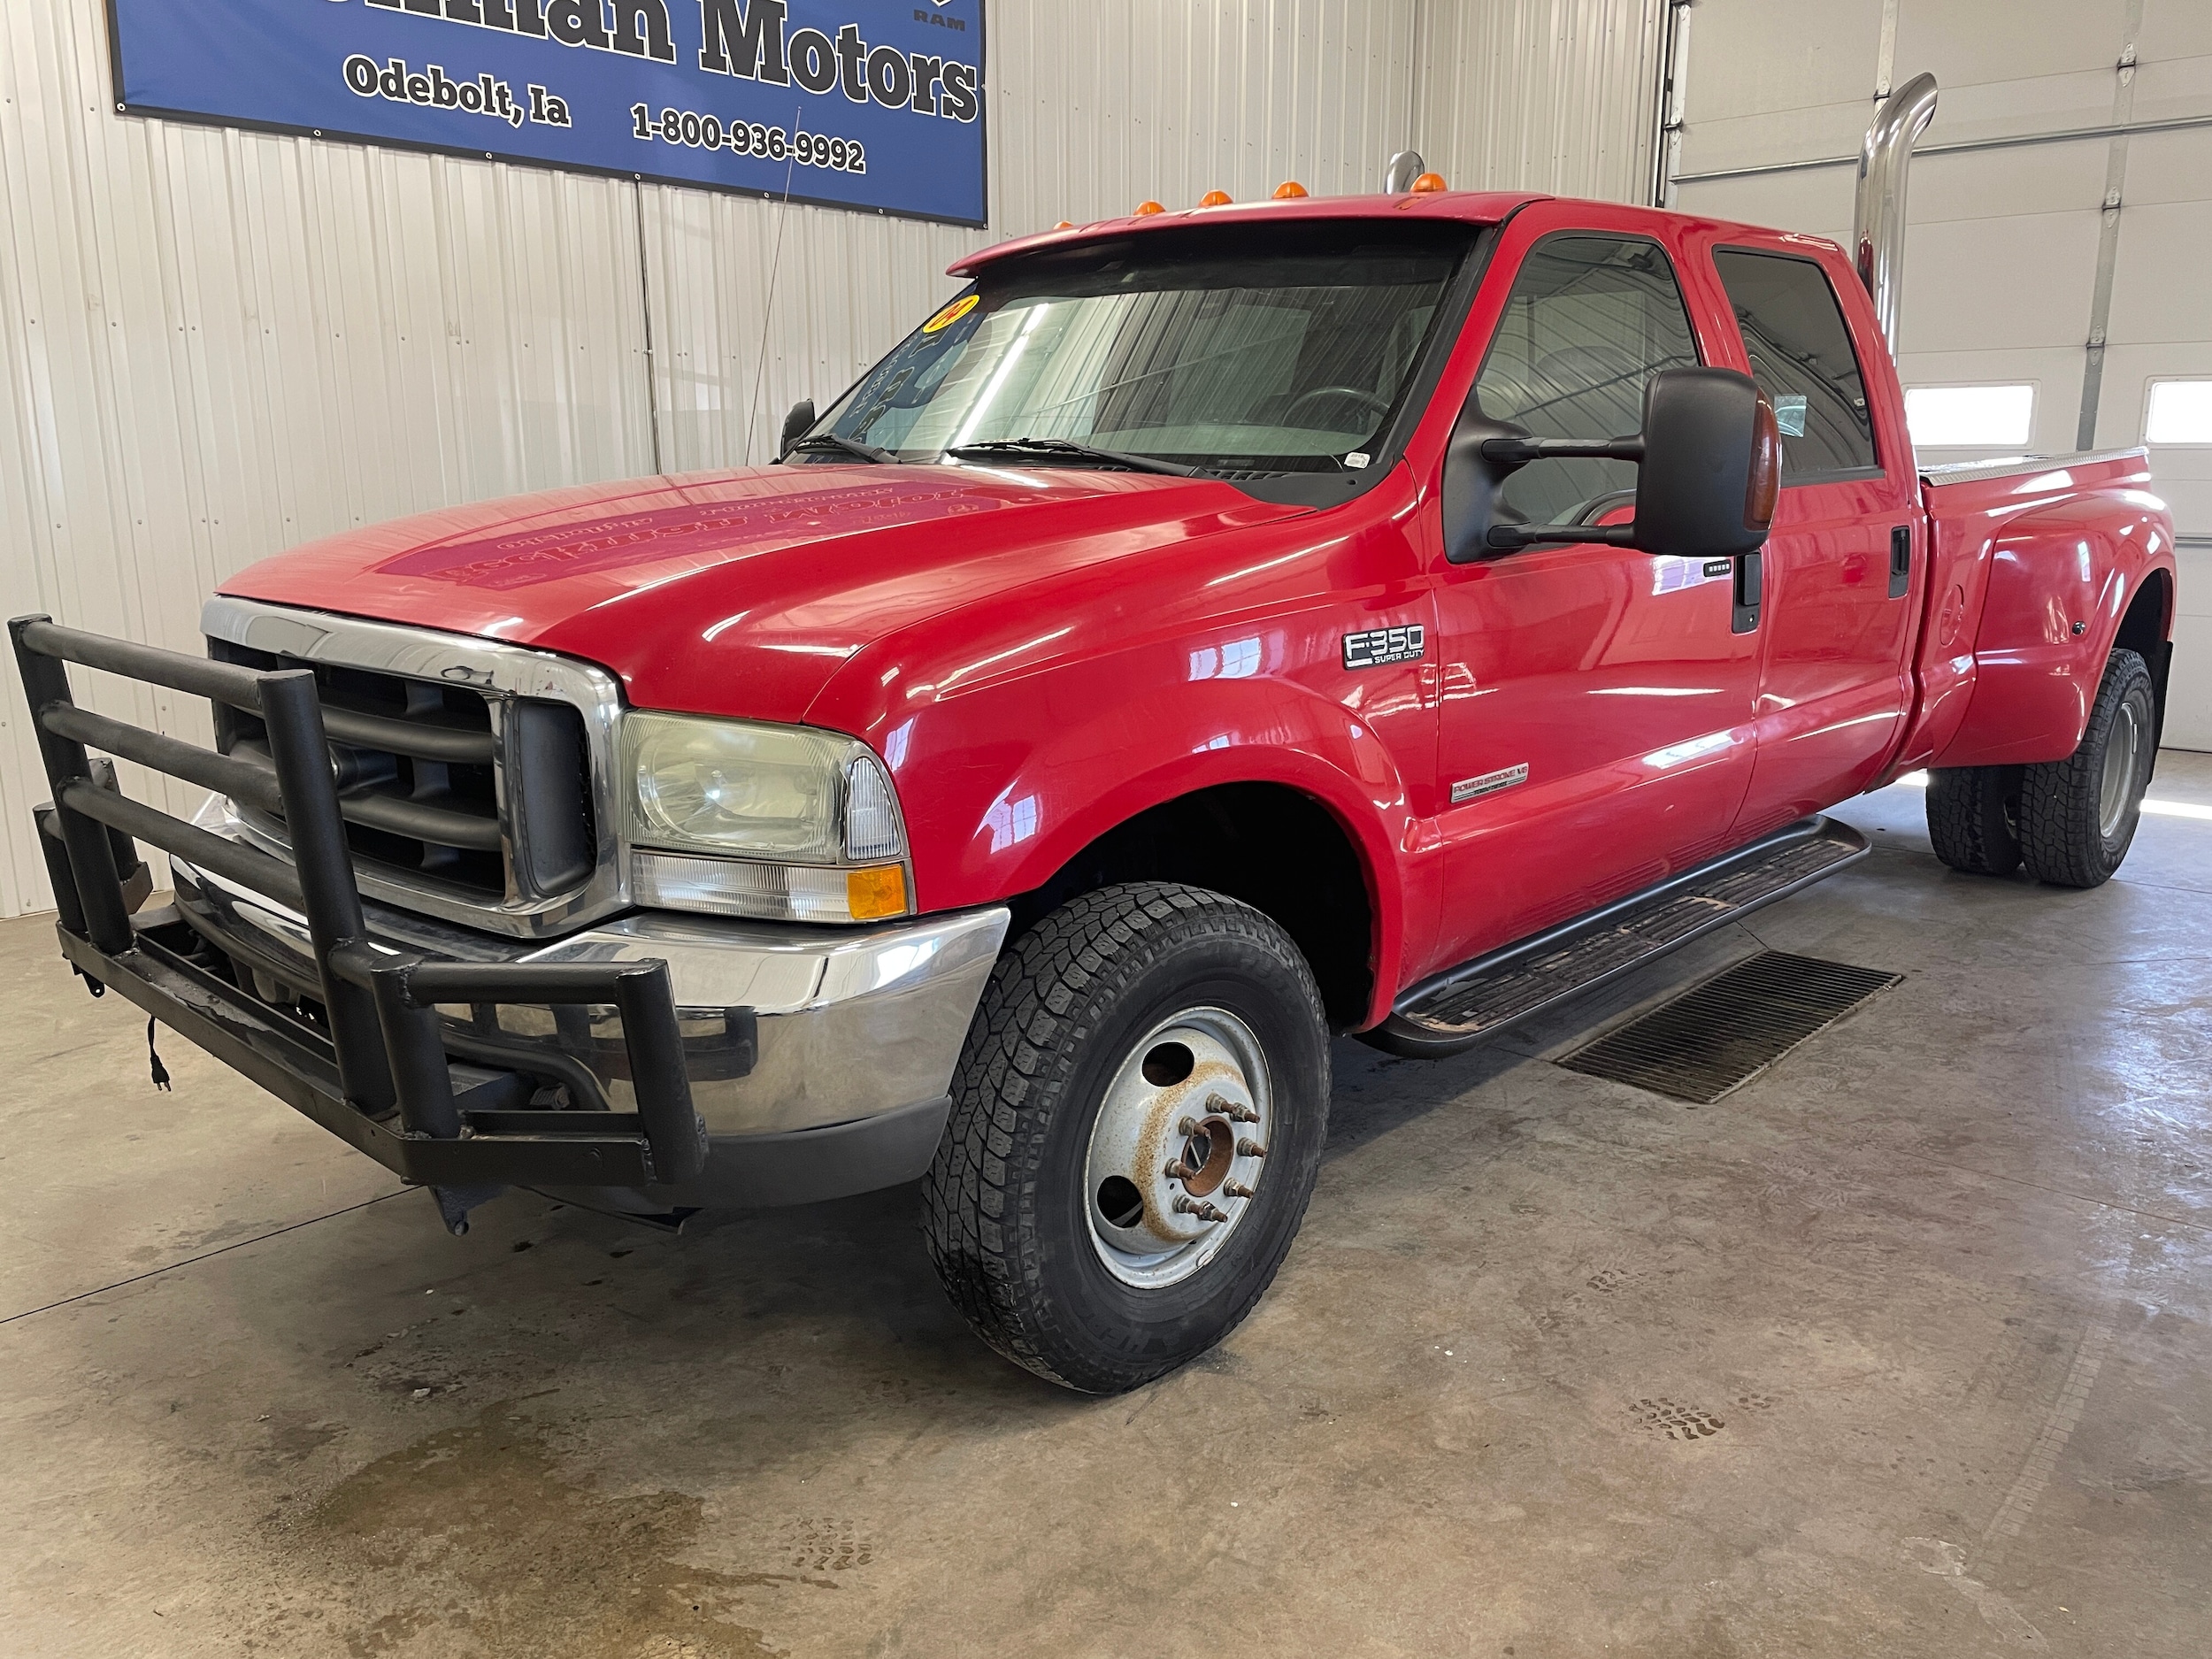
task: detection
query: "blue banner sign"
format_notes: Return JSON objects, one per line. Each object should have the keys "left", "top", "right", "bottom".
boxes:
{"left": 107, "top": 0, "right": 987, "bottom": 226}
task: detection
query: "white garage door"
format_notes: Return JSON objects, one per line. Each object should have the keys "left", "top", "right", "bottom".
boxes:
{"left": 1666, "top": 0, "right": 2212, "bottom": 749}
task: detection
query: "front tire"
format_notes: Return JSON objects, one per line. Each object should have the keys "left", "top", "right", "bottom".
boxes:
{"left": 924, "top": 883, "right": 1330, "bottom": 1394}
{"left": 2016, "top": 648, "right": 2155, "bottom": 889}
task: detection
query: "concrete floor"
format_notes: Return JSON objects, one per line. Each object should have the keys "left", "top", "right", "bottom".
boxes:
{"left": 4, "top": 758, "right": 2210, "bottom": 1659}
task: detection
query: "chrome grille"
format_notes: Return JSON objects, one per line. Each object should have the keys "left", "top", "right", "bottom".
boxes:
{"left": 211, "top": 641, "right": 513, "bottom": 895}
{"left": 200, "top": 597, "right": 626, "bottom": 940}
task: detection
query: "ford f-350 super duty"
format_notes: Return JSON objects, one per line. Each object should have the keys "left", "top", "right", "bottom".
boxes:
{"left": 15, "top": 115, "right": 2177, "bottom": 1394}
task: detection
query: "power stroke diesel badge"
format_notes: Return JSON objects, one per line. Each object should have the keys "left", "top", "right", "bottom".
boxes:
{"left": 1342, "top": 624, "right": 1425, "bottom": 669}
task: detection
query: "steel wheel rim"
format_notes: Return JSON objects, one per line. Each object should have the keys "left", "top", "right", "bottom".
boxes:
{"left": 2100, "top": 700, "right": 2142, "bottom": 839}
{"left": 1082, "top": 1006, "right": 1272, "bottom": 1290}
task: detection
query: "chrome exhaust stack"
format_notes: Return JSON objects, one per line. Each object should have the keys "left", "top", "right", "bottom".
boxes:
{"left": 1384, "top": 150, "right": 1425, "bottom": 193}
{"left": 1853, "top": 73, "right": 1939, "bottom": 354}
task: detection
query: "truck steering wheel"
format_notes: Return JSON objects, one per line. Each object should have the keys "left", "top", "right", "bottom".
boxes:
{"left": 1283, "top": 385, "right": 1393, "bottom": 424}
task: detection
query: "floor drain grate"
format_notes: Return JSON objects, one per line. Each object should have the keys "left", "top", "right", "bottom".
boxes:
{"left": 1559, "top": 950, "right": 1901, "bottom": 1104}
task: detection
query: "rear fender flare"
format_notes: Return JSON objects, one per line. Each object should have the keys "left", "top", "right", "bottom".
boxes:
{"left": 1930, "top": 492, "right": 2176, "bottom": 770}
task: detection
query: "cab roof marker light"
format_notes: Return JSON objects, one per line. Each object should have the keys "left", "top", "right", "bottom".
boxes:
{"left": 1272, "top": 180, "right": 1309, "bottom": 199}
{"left": 1411, "top": 172, "right": 1448, "bottom": 194}
{"left": 1198, "top": 189, "right": 1233, "bottom": 207}
{"left": 1133, "top": 200, "right": 1165, "bottom": 216}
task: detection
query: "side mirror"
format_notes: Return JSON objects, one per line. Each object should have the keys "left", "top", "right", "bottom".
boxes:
{"left": 777, "top": 398, "right": 817, "bottom": 460}
{"left": 1443, "top": 366, "right": 1779, "bottom": 563}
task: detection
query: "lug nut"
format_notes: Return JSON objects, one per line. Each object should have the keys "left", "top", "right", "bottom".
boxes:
{"left": 1224, "top": 1180, "right": 1256, "bottom": 1199}
{"left": 1164, "top": 1158, "right": 1198, "bottom": 1181}
{"left": 1207, "top": 1093, "right": 1260, "bottom": 1123}
{"left": 1177, "top": 1117, "right": 1200, "bottom": 1135}
{"left": 1237, "top": 1138, "right": 1267, "bottom": 1158}
{"left": 1173, "top": 1195, "right": 1231, "bottom": 1222}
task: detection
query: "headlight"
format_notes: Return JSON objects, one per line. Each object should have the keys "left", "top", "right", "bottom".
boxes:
{"left": 625, "top": 712, "right": 909, "bottom": 923}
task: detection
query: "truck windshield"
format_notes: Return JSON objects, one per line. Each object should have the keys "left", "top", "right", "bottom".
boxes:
{"left": 803, "top": 226, "right": 1471, "bottom": 476}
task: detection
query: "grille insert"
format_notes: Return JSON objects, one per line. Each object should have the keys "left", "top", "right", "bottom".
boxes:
{"left": 1559, "top": 951, "right": 1901, "bottom": 1103}
{"left": 213, "top": 641, "right": 506, "bottom": 895}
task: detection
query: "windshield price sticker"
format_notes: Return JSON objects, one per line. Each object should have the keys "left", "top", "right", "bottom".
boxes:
{"left": 923, "top": 294, "right": 981, "bottom": 334}
{"left": 108, "top": 0, "right": 987, "bottom": 227}
{"left": 1342, "top": 625, "right": 1425, "bottom": 669}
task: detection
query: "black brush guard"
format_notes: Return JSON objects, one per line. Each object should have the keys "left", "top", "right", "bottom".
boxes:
{"left": 8, "top": 614, "right": 708, "bottom": 1192}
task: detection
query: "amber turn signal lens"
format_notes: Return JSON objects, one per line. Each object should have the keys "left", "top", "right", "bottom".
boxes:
{"left": 1198, "top": 189, "right": 1233, "bottom": 207}
{"left": 846, "top": 864, "right": 908, "bottom": 922}
{"left": 1133, "top": 200, "right": 1165, "bottom": 216}
{"left": 1744, "top": 395, "right": 1782, "bottom": 532}
{"left": 1271, "top": 180, "right": 1309, "bottom": 199}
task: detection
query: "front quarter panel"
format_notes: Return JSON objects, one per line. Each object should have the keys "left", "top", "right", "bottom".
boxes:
{"left": 804, "top": 471, "right": 1440, "bottom": 1023}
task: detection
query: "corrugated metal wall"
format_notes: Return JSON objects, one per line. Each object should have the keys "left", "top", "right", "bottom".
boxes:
{"left": 1415, "top": 0, "right": 1667, "bottom": 200}
{"left": 0, "top": 0, "right": 1664, "bottom": 915}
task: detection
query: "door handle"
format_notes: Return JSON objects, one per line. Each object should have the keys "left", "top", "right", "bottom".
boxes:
{"left": 1732, "top": 551, "right": 1763, "bottom": 634}
{"left": 1888, "top": 525, "right": 1911, "bottom": 599}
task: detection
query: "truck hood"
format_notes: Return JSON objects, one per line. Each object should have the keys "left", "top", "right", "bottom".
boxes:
{"left": 219, "top": 465, "right": 1306, "bottom": 723}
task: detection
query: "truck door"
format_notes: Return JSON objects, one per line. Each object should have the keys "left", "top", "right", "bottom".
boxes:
{"left": 1425, "top": 227, "right": 1762, "bottom": 971}
{"left": 1705, "top": 245, "right": 1920, "bottom": 835}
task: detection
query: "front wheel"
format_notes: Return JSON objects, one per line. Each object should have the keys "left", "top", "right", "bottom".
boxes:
{"left": 2016, "top": 648, "right": 2156, "bottom": 888}
{"left": 924, "top": 884, "right": 1330, "bottom": 1394}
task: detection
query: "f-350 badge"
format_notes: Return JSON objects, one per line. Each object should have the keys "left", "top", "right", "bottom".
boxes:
{"left": 1342, "top": 624, "right": 1425, "bottom": 669}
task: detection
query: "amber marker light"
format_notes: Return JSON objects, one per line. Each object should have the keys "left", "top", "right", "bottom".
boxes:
{"left": 1053, "top": 219, "right": 1074, "bottom": 229}
{"left": 1198, "top": 189, "right": 1233, "bottom": 207}
{"left": 1744, "top": 395, "right": 1782, "bottom": 533}
{"left": 846, "top": 864, "right": 909, "bottom": 922}
{"left": 1271, "top": 180, "right": 1308, "bottom": 199}
{"left": 1133, "top": 200, "right": 1165, "bottom": 216}
{"left": 1411, "top": 172, "right": 1448, "bottom": 194}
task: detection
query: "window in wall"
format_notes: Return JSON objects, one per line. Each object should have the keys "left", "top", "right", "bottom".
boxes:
{"left": 1711, "top": 249, "right": 1878, "bottom": 478}
{"left": 1473, "top": 235, "right": 1702, "bottom": 526}
{"left": 1905, "top": 383, "right": 2035, "bottom": 448}
{"left": 2146, "top": 380, "right": 2212, "bottom": 445}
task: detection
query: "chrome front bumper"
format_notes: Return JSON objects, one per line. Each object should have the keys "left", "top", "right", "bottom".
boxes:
{"left": 169, "top": 798, "right": 1008, "bottom": 1157}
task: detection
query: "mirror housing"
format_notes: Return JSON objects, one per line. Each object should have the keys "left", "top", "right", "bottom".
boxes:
{"left": 1444, "top": 367, "right": 1779, "bottom": 564}
{"left": 777, "top": 398, "right": 817, "bottom": 460}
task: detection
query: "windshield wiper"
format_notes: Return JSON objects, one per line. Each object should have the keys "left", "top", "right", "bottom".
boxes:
{"left": 942, "top": 437, "right": 1206, "bottom": 477}
{"left": 787, "top": 434, "right": 897, "bottom": 464}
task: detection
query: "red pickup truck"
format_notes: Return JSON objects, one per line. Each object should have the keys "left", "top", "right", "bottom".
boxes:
{"left": 12, "top": 184, "right": 2177, "bottom": 1394}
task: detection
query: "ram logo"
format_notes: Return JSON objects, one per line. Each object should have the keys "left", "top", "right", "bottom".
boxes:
{"left": 1342, "top": 624, "right": 1425, "bottom": 669}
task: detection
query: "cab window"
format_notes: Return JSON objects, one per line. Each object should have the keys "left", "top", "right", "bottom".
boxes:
{"left": 1711, "top": 248, "right": 1879, "bottom": 479}
{"left": 1472, "top": 235, "right": 1702, "bottom": 526}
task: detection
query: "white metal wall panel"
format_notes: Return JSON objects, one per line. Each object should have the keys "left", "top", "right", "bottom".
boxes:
{"left": 1656, "top": 0, "right": 1884, "bottom": 180}
{"left": 990, "top": 0, "right": 1423, "bottom": 230}
{"left": 1413, "top": 0, "right": 1668, "bottom": 202}
{"left": 1673, "top": 0, "right": 2212, "bottom": 748}
{"left": 0, "top": 0, "right": 1668, "bottom": 916}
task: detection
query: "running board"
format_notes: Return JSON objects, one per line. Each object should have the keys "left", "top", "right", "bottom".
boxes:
{"left": 1368, "top": 817, "right": 1871, "bottom": 1058}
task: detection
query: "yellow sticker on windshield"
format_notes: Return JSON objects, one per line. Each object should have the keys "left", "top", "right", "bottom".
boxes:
{"left": 921, "top": 293, "right": 979, "bottom": 334}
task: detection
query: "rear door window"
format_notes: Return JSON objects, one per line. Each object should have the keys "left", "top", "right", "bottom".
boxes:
{"left": 1711, "top": 249, "right": 1879, "bottom": 480}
